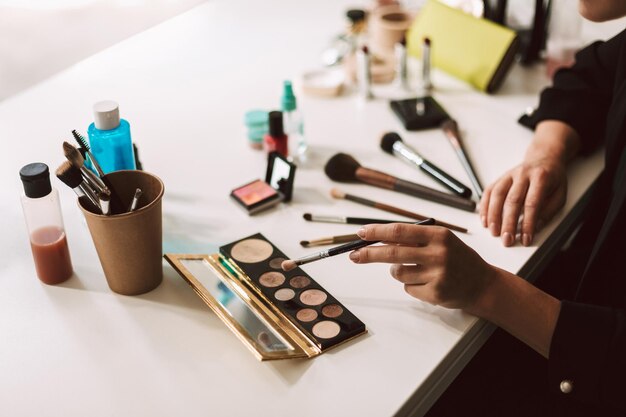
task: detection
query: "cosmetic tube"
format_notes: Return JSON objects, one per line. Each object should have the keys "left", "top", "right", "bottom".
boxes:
{"left": 87, "top": 100, "right": 136, "bottom": 174}
{"left": 20, "top": 163, "right": 73, "bottom": 285}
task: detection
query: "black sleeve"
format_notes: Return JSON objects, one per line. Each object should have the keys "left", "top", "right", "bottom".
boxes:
{"left": 549, "top": 300, "right": 626, "bottom": 411}
{"left": 525, "top": 29, "right": 626, "bottom": 154}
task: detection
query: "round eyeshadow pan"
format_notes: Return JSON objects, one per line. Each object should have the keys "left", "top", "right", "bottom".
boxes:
{"left": 300, "top": 289, "right": 327, "bottom": 306}
{"left": 289, "top": 275, "right": 311, "bottom": 289}
{"left": 259, "top": 271, "right": 285, "bottom": 288}
{"left": 312, "top": 321, "right": 341, "bottom": 339}
{"left": 269, "top": 257, "right": 287, "bottom": 269}
{"left": 230, "top": 239, "right": 274, "bottom": 263}
{"left": 275, "top": 288, "right": 295, "bottom": 301}
{"left": 296, "top": 308, "right": 318, "bottom": 322}
{"left": 321, "top": 304, "right": 344, "bottom": 318}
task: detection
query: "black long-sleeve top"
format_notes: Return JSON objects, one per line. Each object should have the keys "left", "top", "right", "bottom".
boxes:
{"left": 525, "top": 27, "right": 626, "bottom": 415}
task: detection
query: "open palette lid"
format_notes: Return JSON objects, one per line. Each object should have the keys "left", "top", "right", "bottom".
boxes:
{"left": 165, "top": 233, "right": 367, "bottom": 361}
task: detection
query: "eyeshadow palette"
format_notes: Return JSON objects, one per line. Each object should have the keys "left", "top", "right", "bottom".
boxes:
{"left": 165, "top": 233, "right": 367, "bottom": 360}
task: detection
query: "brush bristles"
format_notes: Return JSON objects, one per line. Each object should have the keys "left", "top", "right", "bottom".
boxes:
{"left": 303, "top": 213, "right": 312, "bottom": 221}
{"left": 324, "top": 153, "right": 361, "bottom": 182}
{"left": 63, "top": 141, "right": 85, "bottom": 167}
{"left": 71, "top": 130, "right": 90, "bottom": 151}
{"left": 330, "top": 188, "right": 345, "bottom": 199}
{"left": 380, "top": 132, "right": 402, "bottom": 154}
{"left": 55, "top": 160, "right": 83, "bottom": 188}
{"left": 281, "top": 260, "right": 298, "bottom": 272}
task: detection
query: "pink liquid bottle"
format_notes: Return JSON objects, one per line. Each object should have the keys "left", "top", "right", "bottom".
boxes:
{"left": 20, "top": 163, "right": 73, "bottom": 285}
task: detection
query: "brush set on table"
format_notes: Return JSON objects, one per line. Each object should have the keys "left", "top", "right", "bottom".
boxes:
{"left": 54, "top": 130, "right": 142, "bottom": 216}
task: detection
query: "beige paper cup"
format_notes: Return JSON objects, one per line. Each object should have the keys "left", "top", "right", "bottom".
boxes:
{"left": 79, "top": 170, "right": 164, "bottom": 295}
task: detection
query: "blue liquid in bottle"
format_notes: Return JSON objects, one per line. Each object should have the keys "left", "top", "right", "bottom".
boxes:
{"left": 87, "top": 100, "right": 136, "bottom": 174}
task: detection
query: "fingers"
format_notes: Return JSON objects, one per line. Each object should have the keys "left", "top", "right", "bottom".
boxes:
{"left": 486, "top": 176, "right": 513, "bottom": 237}
{"left": 356, "top": 222, "right": 436, "bottom": 246}
{"left": 500, "top": 177, "right": 529, "bottom": 246}
{"left": 349, "top": 244, "right": 433, "bottom": 264}
{"left": 389, "top": 264, "right": 427, "bottom": 285}
{"left": 479, "top": 184, "right": 493, "bottom": 227}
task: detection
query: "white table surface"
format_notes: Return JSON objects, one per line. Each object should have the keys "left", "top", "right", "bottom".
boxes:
{"left": 0, "top": 1, "right": 604, "bottom": 416}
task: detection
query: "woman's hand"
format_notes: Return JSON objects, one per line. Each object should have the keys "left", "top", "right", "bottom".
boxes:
{"left": 350, "top": 223, "right": 498, "bottom": 312}
{"left": 479, "top": 120, "right": 580, "bottom": 247}
{"left": 479, "top": 156, "right": 568, "bottom": 247}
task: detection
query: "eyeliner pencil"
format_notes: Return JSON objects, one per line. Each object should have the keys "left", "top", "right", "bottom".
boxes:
{"left": 303, "top": 213, "right": 415, "bottom": 225}
{"left": 282, "top": 218, "right": 436, "bottom": 271}
{"left": 441, "top": 119, "right": 484, "bottom": 199}
{"left": 330, "top": 188, "right": 468, "bottom": 233}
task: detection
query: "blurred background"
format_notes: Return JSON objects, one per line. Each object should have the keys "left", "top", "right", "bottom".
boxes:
{"left": 1, "top": 0, "right": 624, "bottom": 103}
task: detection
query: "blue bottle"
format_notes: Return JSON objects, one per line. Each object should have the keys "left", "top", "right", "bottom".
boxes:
{"left": 87, "top": 100, "right": 136, "bottom": 174}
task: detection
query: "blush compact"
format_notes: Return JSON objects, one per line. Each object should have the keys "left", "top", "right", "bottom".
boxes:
{"left": 230, "top": 152, "right": 296, "bottom": 214}
{"left": 165, "top": 233, "right": 367, "bottom": 360}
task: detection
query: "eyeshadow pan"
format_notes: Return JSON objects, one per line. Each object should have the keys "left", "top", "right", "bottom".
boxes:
{"left": 300, "top": 289, "right": 327, "bottom": 306}
{"left": 289, "top": 275, "right": 311, "bottom": 289}
{"left": 259, "top": 271, "right": 286, "bottom": 287}
{"left": 269, "top": 257, "right": 287, "bottom": 269}
{"left": 230, "top": 239, "right": 274, "bottom": 263}
{"left": 321, "top": 304, "right": 343, "bottom": 318}
{"left": 296, "top": 308, "right": 318, "bottom": 322}
{"left": 312, "top": 321, "right": 341, "bottom": 339}
{"left": 275, "top": 288, "right": 295, "bottom": 301}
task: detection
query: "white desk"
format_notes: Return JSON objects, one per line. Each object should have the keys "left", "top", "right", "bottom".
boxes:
{"left": 0, "top": 1, "right": 603, "bottom": 416}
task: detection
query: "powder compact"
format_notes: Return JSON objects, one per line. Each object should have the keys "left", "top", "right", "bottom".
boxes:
{"left": 164, "top": 233, "right": 367, "bottom": 360}
{"left": 230, "top": 152, "right": 296, "bottom": 215}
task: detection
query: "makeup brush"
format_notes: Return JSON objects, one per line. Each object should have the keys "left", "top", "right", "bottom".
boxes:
{"left": 63, "top": 141, "right": 108, "bottom": 194}
{"left": 324, "top": 153, "right": 476, "bottom": 212}
{"left": 303, "top": 213, "right": 415, "bottom": 225}
{"left": 55, "top": 161, "right": 100, "bottom": 210}
{"left": 128, "top": 188, "right": 142, "bottom": 212}
{"left": 330, "top": 188, "right": 468, "bottom": 233}
{"left": 99, "top": 191, "right": 111, "bottom": 215}
{"left": 71, "top": 129, "right": 105, "bottom": 178}
{"left": 282, "top": 218, "right": 436, "bottom": 271}
{"left": 441, "top": 119, "right": 484, "bottom": 199}
{"left": 300, "top": 234, "right": 360, "bottom": 247}
{"left": 380, "top": 132, "right": 472, "bottom": 198}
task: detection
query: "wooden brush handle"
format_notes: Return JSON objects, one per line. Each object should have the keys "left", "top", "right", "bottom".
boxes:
{"left": 355, "top": 167, "right": 396, "bottom": 189}
{"left": 395, "top": 179, "right": 476, "bottom": 212}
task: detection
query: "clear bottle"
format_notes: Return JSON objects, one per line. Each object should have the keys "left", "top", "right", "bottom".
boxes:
{"left": 280, "top": 81, "right": 307, "bottom": 162}
{"left": 87, "top": 100, "right": 136, "bottom": 174}
{"left": 20, "top": 163, "right": 73, "bottom": 285}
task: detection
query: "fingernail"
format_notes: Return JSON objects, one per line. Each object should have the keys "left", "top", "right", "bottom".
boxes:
{"left": 522, "top": 233, "right": 532, "bottom": 246}
{"left": 489, "top": 222, "right": 499, "bottom": 236}
{"left": 349, "top": 250, "right": 360, "bottom": 262}
{"left": 480, "top": 216, "right": 486, "bottom": 227}
{"left": 357, "top": 227, "right": 366, "bottom": 239}
{"left": 502, "top": 232, "right": 513, "bottom": 247}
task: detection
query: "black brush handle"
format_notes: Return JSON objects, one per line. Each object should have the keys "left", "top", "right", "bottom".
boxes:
{"left": 327, "top": 218, "right": 436, "bottom": 256}
{"left": 394, "top": 179, "right": 476, "bottom": 212}
{"left": 419, "top": 159, "right": 472, "bottom": 198}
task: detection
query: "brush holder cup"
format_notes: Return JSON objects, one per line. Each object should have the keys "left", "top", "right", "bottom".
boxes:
{"left": 79, "top": 170, "right": 165, "bottom": 295}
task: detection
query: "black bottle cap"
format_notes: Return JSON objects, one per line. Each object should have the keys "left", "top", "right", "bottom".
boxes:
{"left": 20, "top": 162, "right": 52, "bottom": 198}
{"left": 268, "top": 111, "right": 285, "bottom": 137}
{"left": 346, "top": 9, "right": 365, "bottom": 23}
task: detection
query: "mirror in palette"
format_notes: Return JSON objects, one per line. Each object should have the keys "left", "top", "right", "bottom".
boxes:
{"left": 165, "top": 253, "right": 320, "bottom": 360}
{"left": 179, "top": 258, "right": 293, "bottom": 355}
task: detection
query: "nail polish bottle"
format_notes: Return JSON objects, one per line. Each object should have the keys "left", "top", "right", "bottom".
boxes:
{"left": 87, "top": 100, "right": 136, "bottom": 174}
{"left": 20, "top": 163, "right": 73, "bottom": 285}
{"left": 263, "top": 111, "right": 288, "bottom": 157}
{"left": 280, "top": 81, "right": 307, "bottom": 162}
